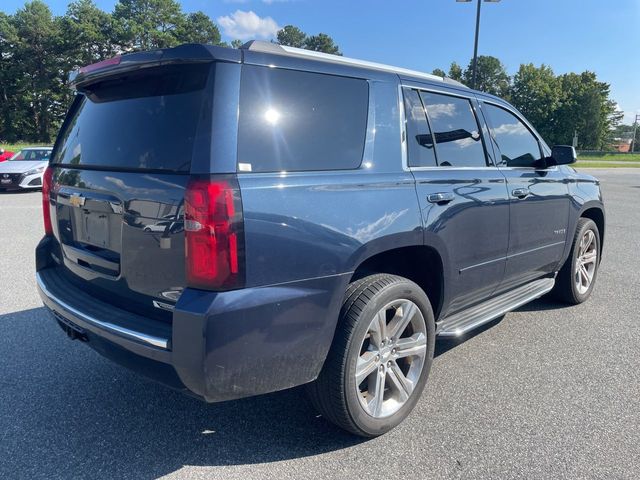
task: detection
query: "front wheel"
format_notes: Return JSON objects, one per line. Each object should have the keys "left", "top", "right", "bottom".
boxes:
{"left": 307, "top": 274, "right": 435, "bottom": 437}
{"left": 554, "top": 218, "right": 601, "bottom": 304}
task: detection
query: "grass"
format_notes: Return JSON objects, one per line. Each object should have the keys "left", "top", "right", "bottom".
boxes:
{"left": 574, "top": 161, "right": 640, "bottom": 168}
{"left": 577, "top": 153, "right": 640, "bottom": 162}
{"left": 1, "top": 143, "right": 50, "bottom": 153}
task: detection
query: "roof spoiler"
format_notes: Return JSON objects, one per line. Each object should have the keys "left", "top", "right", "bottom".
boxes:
{"left": 69, "top": 44, "right": 241, "bottom": 90}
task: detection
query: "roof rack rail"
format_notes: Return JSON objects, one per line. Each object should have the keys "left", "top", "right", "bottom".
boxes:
{"left": 240, "top": 40, "right": 468, "bottom": 88}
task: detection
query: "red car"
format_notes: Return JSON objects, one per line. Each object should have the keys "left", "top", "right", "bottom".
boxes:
{"left": 0, "top": 149, "right": 14, "bottom": 162}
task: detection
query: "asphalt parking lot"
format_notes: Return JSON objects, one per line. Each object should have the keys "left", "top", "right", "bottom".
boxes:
{"left": 1, "top": 169, "right": 638, "bottom": 480}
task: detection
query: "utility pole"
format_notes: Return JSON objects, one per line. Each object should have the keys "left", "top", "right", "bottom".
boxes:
{"left": 631, "top": 114, "right": 640, "bottom": 153}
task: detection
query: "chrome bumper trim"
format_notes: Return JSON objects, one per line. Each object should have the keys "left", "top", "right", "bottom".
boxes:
{"left": 36, "top": 271, "right": 169, "bottom": 349}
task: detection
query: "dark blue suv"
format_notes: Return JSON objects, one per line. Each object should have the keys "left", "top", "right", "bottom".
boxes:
{"left": 36, "top": 41, "right": 605, "bottom": 436}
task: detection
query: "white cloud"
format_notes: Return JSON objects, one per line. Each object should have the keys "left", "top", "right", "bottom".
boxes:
{"left": 492, "top": 122, "right": 529, "bottom": 136}
{"left": 217, "top": 10, "right": 281, "bottom": 40}
{"left": 427, "top": 102, "right": 456, "bottom": 120}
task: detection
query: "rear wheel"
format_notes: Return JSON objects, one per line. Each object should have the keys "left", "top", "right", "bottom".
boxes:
{"left": 307, "top": 274, "right": 435, "bottom": 437}
{"left": 554, "top": 218, "right": 600, "bottom": 304}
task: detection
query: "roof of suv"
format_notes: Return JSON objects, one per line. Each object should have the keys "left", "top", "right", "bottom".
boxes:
{"left": 241, "top": 41, "right": 468, "bottom": 89}
{"left": 70, "top": 41, "right": 473, "bottom": 93}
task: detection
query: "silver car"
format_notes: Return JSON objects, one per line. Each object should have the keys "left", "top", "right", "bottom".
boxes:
{"left": 0, "top": 147, "right": 53, "bottom": 191}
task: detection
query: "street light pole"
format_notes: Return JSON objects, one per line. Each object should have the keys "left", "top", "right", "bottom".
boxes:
{"left": 471, "top": 0, "right": 482, "bottom": 90}
{"left": 457, "top": 0, "right": 500, "bottom": 90}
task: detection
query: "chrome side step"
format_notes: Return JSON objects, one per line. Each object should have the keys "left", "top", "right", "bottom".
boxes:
{"left": 438, "top": 278, "right": 555, "bottom": 337}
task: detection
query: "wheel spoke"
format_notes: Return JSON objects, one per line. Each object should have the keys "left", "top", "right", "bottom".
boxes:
{"left": 584, "top": 231, "right": 594, "bottom": 252}
{"left": 368, "top": 310, "right": 387, "bottom": 348}
{"left": 387, "top": 362, "right": 413, "bottom": 402}
{"left": 369, "top": 370, "right": 386, "bottom": 417}
{"left": 355, "top": 351, "right": 378, "bottom": 385}
{"left": 581, "top": 251, "right": 597, "bottom": 265}
{"left": 387, "top": 301, "right": 417, "bottom": 340}
{"left": 395, "top": 333, "right": 427, "bottom": 359}
{"left": 580, "top": 265, "right": 591, "bottom": 286}
{"left": 579, "top": 235, "right": 587, "bottom": 256}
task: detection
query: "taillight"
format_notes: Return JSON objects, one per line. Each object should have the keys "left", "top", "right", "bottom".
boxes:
{"left": 184, "top": 176, "right": 245, "bottom": 290}
{"left": 42, "top": 166, "right": 54, "bottom": 236}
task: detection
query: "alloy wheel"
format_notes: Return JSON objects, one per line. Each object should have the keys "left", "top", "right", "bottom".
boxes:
{"left": 574, "top": 229, "right": 598, "bottom": 295}
{"left": 355, "top": 299, "right": 427, "bottom": 418}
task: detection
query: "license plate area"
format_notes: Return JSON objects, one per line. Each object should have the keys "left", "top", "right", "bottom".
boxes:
{"left": 55, "top": 187, "right": 123, "bottom": 276}
{"left": 81, "top": 210, "right": 110, "bottom": 248}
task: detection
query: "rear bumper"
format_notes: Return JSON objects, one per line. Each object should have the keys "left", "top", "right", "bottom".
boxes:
{"left": 37, "top": 270, "right": 171, "bottom": 359}
{"left": 36, "top": 244, "right": 349, "bottom": 402}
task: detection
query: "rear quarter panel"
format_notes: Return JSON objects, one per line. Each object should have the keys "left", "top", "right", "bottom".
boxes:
{"left": 207, "top": 76, "right": 425, "bottom": 396}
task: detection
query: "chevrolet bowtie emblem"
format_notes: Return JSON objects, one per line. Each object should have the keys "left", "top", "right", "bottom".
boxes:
{"left": 69, "top": 194, "right": 85, "bottom": 208}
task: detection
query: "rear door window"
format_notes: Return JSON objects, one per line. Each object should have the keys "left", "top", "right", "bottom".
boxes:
{"left": 52, "top": 64, "right": 210, "bottom": 172}
{"left": 237, "top": 66, "right": 369, "bottom": 172}
{"left": 403, "top": 89, "right": 437, "bottom": 168}
{"left": 420, "top": 91, "right": 487, "bottom": 168}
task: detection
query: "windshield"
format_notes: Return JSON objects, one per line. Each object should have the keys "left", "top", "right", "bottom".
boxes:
{"left": 10, "top": 149, "right": 51, "bottom": 161}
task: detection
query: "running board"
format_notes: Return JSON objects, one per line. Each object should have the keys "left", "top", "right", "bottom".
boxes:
{"left": 437, "top": 278, "right": 555, "bottom": 337}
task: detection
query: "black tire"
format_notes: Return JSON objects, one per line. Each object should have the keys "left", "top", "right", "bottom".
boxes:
{"left": 307, "top": 274, "right": 436, "bottom": 437}
{"left": 554, "top": 218, "right": 601, "bottom": 304}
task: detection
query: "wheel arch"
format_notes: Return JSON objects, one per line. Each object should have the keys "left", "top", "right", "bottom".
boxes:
{"left": 348, "top": 244, "right": 446, "bottom": 320}
{"left": 579, "top": 204, "right": 605, "bottom": 257}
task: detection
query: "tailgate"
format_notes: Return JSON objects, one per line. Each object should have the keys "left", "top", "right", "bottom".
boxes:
{"left": 48, "top": 63, "right": 212, "bottom": 320}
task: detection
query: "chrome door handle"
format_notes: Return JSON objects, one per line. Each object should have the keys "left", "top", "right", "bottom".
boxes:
{"left": 427, "top": 192, "right": 455, "bottom": 204}
{"left": 511, "top": 188, "right": 530, "bottom": 199}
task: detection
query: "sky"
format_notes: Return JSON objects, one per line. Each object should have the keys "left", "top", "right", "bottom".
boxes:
{"left": 3, "top": 0, "right": 640, "bottom": 123}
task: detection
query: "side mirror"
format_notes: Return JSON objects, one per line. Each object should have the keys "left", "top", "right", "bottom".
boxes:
{"left": 548, "top": 145, "right": 577, "bottom": 166}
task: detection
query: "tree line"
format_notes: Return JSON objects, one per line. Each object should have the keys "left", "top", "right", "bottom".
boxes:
{"left": 432, "top": 57, "right": 625, "bottom": 150}
{"left": 0, "top": 0, "right": 630, "bottom": 150}
{"left": 0, "top": 0, "right": 342, "bottom": 143}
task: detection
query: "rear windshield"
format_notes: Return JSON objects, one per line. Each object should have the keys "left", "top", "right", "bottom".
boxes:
{"left": 52, "top": 64, "right": 210, "bottom": 172}
{"left": 10, "top": 150, "right": 51, "bottom": 161}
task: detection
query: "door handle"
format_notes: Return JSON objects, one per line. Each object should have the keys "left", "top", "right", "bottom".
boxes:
{"left": 511, "top": 188, "right": 530, "bottom": 199}
{"left": 427, "top": 192, "right": 455, "bottom": 204}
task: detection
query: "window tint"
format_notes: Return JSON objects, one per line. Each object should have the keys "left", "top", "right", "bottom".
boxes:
{"left": 238, "top": 66, "right": 368, "bottom": 172}
{"left": 53, "top": 64, "right": 209, "bottom": 172}
{"left": 420, "top": 92, "right": 486, "bottom": 167}
{"left": 403, "top": 89, "right": 437, "bottom": 168}
{"left": 483, "top": 103, "right": 541, "bottom": 167}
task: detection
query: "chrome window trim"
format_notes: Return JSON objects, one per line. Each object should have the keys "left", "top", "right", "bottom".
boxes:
{"left": 478, "top": 99, "right": 556, "bottom": 170}
{"left": 401, "top": 83, "right": 473, "bottom": 100}
{"left": 399, "top": 84, "right": 495, "bottom": 171}
{"left": 409, "top": 166, "right": 504, "bottom": 172}
{"left": 398, "top": 84, "right": 408, "bottom": 171}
